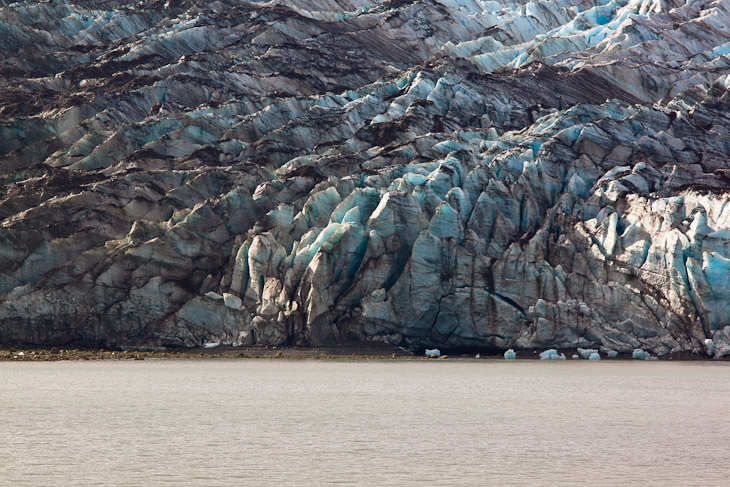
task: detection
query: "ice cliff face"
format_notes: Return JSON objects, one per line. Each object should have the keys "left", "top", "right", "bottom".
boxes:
{"left": 2, "top": 0, "right": 730, "bottom": 356}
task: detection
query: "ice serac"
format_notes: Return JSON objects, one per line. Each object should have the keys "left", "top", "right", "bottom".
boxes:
{"left": 2, "top": 0, "right": 730, "bottom": 357}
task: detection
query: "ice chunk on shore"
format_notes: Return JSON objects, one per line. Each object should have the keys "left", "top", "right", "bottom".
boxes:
{"left": 425, "top": 348, "right": 441, "bottom": 358}
{"left": 577, "top": 348, "right": 597, "bottom": 359}
{"left": 606, "top": 350, "right": 618, "bottom": 358}
{"left": 588, "top": 352, "right": 601, "bottom": 360}
{"left": 204, "top": 342, "right": 220, "bottom": 349}
{"left": 632, "top": 349, "right": 646, "bottom": 360}
{"left": 540, "top": 349, "right": 557, "bottom": 359}
{"left": 705, "top": 339, "right": 715, "bottom": 357}
{"left": 540, "top": 349, "right": 566, "bottom": 360}
{"left": 504, "top": 349, "right": 516, "bottom": 360}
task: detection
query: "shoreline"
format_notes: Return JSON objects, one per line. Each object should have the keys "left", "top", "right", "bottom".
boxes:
{"left": 0, "top": 342, "right": 724, "bottom": 362}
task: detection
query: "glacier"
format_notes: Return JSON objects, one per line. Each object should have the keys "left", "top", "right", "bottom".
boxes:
{"left": 2, "top": 0, "right": 730, "bottom": 357}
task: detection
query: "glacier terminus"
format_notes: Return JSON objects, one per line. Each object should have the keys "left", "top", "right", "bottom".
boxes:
{"left": 2, "top": 0, "right": 730, "bottom": 357}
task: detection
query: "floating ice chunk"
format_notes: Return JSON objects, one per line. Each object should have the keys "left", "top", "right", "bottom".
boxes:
{"left": 588, "top": 352, "right": 601, "bottom": 360}
{"left": 504, "top": 349, "right": 516, "bottom": 360}
{"left": 425, "top": 348, "right": 441, "bottom": 358}
{"left": 572, "top": 354, "right": 579, "bottom": 359}
{"left": 606, "top": 350, "right": 618, "bottom": 358}
{"left": 705, "top": 339, "right": 715, "bottom": 357}
{"left": 577, "top": 348, "right": 597, "bottom": 359}
{"left": 644, "top": 355, "right": 658, "bottom": 361}
{"left": 632, "top": 349, "right": 646, "bottom": 360}
{"left": 475, "top": 354, "right": 481, "bottom": 359}
{"left": 204, "top": 342, "right": 220, "bottom": 349}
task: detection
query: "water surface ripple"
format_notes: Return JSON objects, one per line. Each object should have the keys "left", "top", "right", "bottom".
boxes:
{"left": 1, "top": 360, "right": 728, "bottom": 486}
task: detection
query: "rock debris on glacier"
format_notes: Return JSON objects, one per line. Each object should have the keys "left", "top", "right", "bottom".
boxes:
{"left": 2, "top": 0, "right": 730, "bottom": 357}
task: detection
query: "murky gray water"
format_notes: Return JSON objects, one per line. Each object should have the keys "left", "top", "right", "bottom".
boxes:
{"left": 1, "top": 360, "right": 729, "bottom": 486}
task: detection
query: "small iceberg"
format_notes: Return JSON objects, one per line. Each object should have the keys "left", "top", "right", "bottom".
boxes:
{"left": 540, "top": 349, "right": 557, "bottom": 359}
{"left": 504, "top": 349, "right": 516, "bottom": 360}
{"left": 425, "top": 348, "right": 441, "bottom": 358}
{"left": 204, "top": 342, "right": 220, "bottom": 349}
{"left": 539, "top": 349, "right": 566, "bottom": 360}
{"left": 577, "top": 348, "right": 598, "bottom": 359}
{"left": 632, "top": 349, "right": 658, "bottom": 361}
{"left": 705, "top": 339, "right": 715, "bottom": 357}
{"left": 606, "top": 349, "right": 618, "bottom": 358}
{"left": 572, "top": 354, "right": 579, "bottom": 359}
{"left": 588, "top": 352, "right": 601, "bottom": 360}
{"left": 632, "top": 349, "right": 646, "bottom": 360}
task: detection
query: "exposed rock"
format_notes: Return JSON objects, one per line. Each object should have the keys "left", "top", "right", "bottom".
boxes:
{"left": 2, "top": 0, "right": 730, "bottom": 356}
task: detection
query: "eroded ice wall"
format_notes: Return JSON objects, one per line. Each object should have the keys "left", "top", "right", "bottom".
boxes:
{"left": 2, "top": 0, "right": 730, "bottom": 356}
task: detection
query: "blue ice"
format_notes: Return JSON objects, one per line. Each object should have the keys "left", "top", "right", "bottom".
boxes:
{"left": 632, "top": 349, "right": 646, "bottom": 360}
{"left": 540, "top": 349, "right": 566, "bottom": 360}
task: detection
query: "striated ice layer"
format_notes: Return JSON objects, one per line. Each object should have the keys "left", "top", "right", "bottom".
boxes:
{"left": 1, "top": 0, "right": 730, "bottom": 356}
